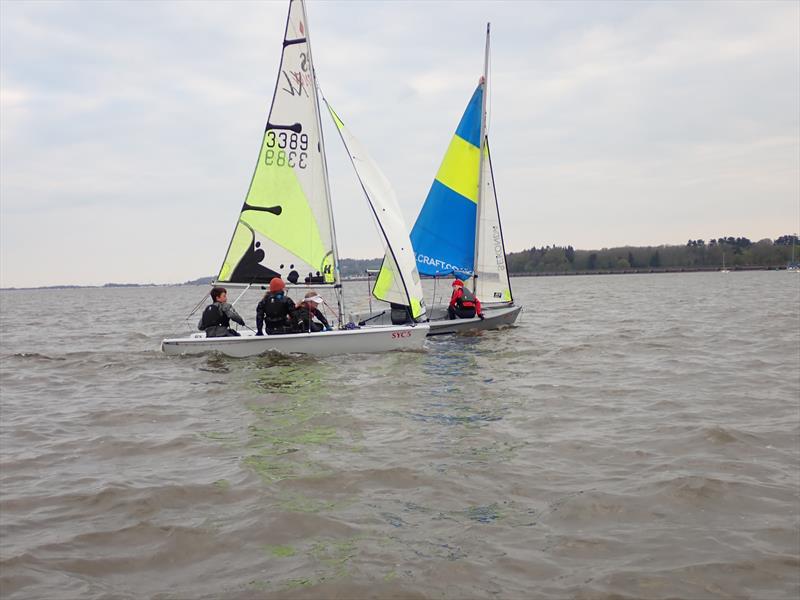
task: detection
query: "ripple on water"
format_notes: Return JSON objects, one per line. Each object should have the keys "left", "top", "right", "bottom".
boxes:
{"left": 0, "top": 274, "right": 798, "bottom": 599}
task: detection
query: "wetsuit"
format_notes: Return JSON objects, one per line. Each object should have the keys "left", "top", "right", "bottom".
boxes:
{"left": 198, "top": 302, "right": 245, "bottom": 337}
{"left": 448, "top": 286, "right": 483, "bottom": 320}
{"left": 256, "top": 292, "right": 296, "bottom": 335}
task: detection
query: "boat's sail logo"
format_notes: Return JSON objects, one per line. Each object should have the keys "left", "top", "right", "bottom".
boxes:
{"left": 282, "top": 67, "right": 310, "bottom": 97}
{"left": 492, "top": 226, "right": 505, "bottom": 271}
{"left": 281, "top": 39, "right": 311, "bottom": 98}
{"left": 227, "top": 227, "right": 282, "bottom": 283}
{"left": 415, "top": 252, "right": 472, "bottom": 277}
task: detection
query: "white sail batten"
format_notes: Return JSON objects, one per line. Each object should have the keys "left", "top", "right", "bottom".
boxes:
{"left": 216, "top": 0, "right": 336, "bottom": 287}
{"left": 324, "top": 101, "right": 427, "bottom": 320}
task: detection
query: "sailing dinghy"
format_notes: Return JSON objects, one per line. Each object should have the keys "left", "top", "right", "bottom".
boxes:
{"left": 161, "top": 0, "right": 428, "bottom": 357}
{"left": 358, "top": 24, "right": 521, "bottom": 336}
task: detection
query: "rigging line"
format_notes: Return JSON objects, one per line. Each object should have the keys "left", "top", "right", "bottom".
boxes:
{"left": 322, "top": 97, "right": 417, "bottom": 314}
{"left": 230, "top": 284, "right": 251, "bottom": 308}
{"left": 307, "top": 59, "right": 346, "bottom": 324}
{"left": 187, "top": 287, "right": 211, "bottom": 318}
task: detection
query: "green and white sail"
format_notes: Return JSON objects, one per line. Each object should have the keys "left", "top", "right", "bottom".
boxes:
{"left": 325, "top": 102, "right": 427, "bottom": 320}
{"left": 216, "top": 0, "right": 336, "bottom": 286}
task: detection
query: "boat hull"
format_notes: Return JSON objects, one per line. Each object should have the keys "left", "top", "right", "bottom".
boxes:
{"left": 354, "top": 304, "right": 521, "bottom": 336}
{"left": 161, "top": 324, "right": 429, "bottom": 358}
{"left": 427, "top": 304, "right": 522, "bottom": 336}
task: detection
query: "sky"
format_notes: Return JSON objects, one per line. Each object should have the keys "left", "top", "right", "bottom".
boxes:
{"left": 1, "top": 0, "right": 798, "bottom": 288}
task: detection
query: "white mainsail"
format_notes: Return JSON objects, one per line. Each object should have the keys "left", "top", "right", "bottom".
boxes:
{"left": 216, "top": 0, "right": 337, "bottom": 287}
{"left": 474, "top": 139, "right": 513, "bottom": 304}
{"left": 325, "top": 101, "right": 427, "bottom": 320}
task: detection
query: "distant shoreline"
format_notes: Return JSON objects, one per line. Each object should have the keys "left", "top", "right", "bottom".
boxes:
{"left": 511, "top": 265, "right": 786, "bottom": 277}
{"left": 1, "top": 264, "right": 791, "bottom": 291}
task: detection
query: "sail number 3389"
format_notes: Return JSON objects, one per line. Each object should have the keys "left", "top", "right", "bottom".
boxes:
{"left": 265, "top": 131, "right": 308, "bottom": 169}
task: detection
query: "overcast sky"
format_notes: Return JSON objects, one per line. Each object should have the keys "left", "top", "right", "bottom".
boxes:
{"left": 1, "top": 0, "right": 798, "bottom": 287}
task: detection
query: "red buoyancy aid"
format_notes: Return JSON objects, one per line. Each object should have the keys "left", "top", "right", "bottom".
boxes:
{"left": 456, "top": 287, "right": 476, "bottom": 309}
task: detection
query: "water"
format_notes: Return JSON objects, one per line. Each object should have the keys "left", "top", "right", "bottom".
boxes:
{"left": 1, "top": 272, "right": 798, "bottom": 599}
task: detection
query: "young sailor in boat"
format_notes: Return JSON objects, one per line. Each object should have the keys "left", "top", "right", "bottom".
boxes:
{"left": 448, "top": 279, "right": 485, "bottom": 320}
{"left": 292, "top": 291, "right": 332, "bottom": 333}
{"left": 198, "top": 287, "right": 246, "bottom": 337}
{"left": 256, "top": 277, "right": 296, "bottom": 335}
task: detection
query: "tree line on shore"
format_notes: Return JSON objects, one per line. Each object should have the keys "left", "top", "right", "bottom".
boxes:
{"left": 506, "top": 234, "right": 799, "bottom": 274}
{"left": 338, "top": 234, "right": 799, "bottom": 278}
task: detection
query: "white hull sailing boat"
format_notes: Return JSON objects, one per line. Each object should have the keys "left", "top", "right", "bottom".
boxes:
{"left": 161, "top": 0, "right": 428, "bottom": 357}
{"left": 356, "top": 24, "right": 521, "bottom": 336}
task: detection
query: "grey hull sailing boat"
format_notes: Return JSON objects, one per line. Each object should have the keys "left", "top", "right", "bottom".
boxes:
{"left": 358, "top": 24, "right": 521, "bottom": 336}
{"left": 161, "top": 0, "right": 428, "bottom": 357}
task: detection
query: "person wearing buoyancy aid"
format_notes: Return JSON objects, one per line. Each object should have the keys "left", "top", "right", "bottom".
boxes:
{"left": 198, "top": 286, "right": 246, "bottom": 337}
{"left": 291, "top": 291, "right": 331, "bottom": 333}
{"left": 448, "top": 278, "right": 485, "bottom": 320}
{"left": 256, "top": 277, "right": 296, "bottom": 335}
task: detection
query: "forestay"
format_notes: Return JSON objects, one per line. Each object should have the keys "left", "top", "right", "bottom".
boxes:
{"left": 325, "top": 102, "right": 427, "bottom": 320}
{"left": 216, "top": 0, "right": 336, "bottom": 287}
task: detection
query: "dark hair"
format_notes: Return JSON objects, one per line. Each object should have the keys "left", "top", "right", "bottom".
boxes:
{"left": 210, "top": 286, "right": 227, "bottom": 301}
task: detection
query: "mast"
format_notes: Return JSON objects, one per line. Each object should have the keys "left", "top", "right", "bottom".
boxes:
{"left": 300, "top": 0, "right": 346, "bottom": 324}
{"left": 472, "top": 23, "right": 490, "bottom": 293}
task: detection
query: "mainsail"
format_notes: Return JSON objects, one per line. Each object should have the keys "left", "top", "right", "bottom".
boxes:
{"left": 410, "top": 85, "right": 483, "bottom": 280}
{"left": 325, "top": 102, "right": 427, "bottom": 320}
{"left": 216, "top": 0, "right": 336, "bottom": 286}
{"left": 474, "top": 139, "right": 512, "bottom": 304}
{"left": 384, "top": 23, "right": 513, "bottom": 307}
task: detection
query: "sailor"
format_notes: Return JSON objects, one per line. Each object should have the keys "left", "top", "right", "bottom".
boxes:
{"left": 256, "top": 277, "right": 296, "bottom": 335}
{"left": 198, "top": 286, "right": 246, "bottom": 337}
{"left": 291, "top": 291, "right": 332, "bottom": 333}
{"left": 447, "top": 279, "right": 484, "bottom": 320}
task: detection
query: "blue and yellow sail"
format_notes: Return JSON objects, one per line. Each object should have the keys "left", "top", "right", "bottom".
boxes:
{"left": 410, "top": 84, "right": 483, "bottom": 279}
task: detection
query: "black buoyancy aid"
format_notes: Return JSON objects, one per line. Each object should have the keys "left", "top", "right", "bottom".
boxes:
{"left": 456, "top": 287, "right": 477, "bottom": 309}
{"left": 262, "top": 294, "right": 291, "bottom": 324}
{"left": 200, "top": 303, "right": 228, "bottom": 330}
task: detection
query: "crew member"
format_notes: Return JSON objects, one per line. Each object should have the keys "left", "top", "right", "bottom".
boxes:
{"left": 256, "top": 277, "right": 295, "bottom": 335}
{"left": 198, "top": 286, "right": 246, "bottom": 337}
{"left": 448, "top": 279, "right": 484, "bottom": 320}
{"left": 292, "top": 291, "right": 331, "bottom": 333}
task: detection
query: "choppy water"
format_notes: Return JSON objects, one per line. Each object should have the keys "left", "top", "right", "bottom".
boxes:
{"left": 1, "top": 272, "right": 798, "bottom": 599}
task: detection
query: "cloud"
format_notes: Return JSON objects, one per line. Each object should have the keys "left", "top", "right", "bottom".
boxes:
{"left": 1, "top": 0, "right": 798, "bottom": 287}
